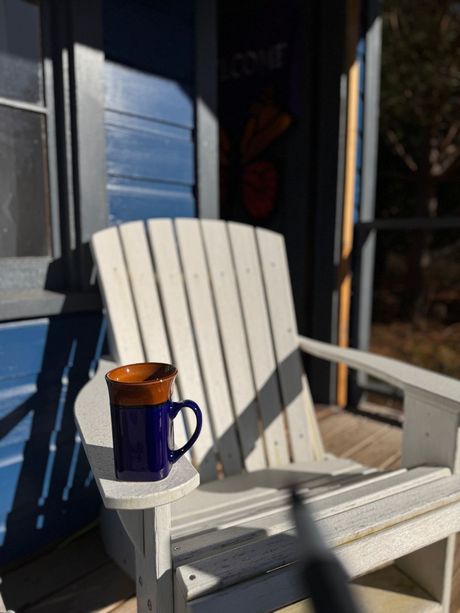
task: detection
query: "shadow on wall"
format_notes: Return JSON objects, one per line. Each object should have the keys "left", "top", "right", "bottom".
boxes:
{"left": 0, "top": 312, "right": 107, "bottom": 568}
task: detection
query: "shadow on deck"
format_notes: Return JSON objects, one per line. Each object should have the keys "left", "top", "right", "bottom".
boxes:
{"left": 2, "top": 406, "right": 460, "bottom": 612}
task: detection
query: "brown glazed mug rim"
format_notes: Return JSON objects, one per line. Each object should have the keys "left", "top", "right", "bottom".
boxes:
{"left": 106, "top": 363, "right": 178, "bottom": 406}
{"left": 106, "top": 362, "right": 178, "bottom": 386}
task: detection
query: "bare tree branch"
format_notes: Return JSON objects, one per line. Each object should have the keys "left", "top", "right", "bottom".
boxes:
{"left": 386, "top": 129, "right": 418, "bottom": 172}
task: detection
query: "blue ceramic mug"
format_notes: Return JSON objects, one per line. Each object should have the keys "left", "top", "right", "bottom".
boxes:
{"left": 105, "top": 362, "right": 202, "bottom": 481}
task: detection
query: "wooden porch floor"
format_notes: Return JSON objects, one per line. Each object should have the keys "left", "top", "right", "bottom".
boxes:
{"left": 3, "top": 406, "right": 460, "bottom": 612}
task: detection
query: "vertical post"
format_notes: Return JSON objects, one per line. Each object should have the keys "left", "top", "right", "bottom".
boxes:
{"left": 337, "top": 0, "right": 361, "bottom": 407}
{"left": 194, "top": 0, "right": 219, "bottom": 219}
{"left": 308, "top": 0, "right": 346, "bottom": 405}
{"left": 350, "top": 0, "right": 382, "bottom": 407}
{"left": 68, "top": 0, "right": 108, "bottom": 288}
{"left": 135, "top": 505, "right": 173, "bottom": 613}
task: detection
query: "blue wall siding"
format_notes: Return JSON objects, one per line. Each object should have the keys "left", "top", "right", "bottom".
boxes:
{"left": 103, "top": 0, "right": 196, "bottom": 224}
{"left": 0, "top": 0, "right": 197, "bottom": 567}
{"left": 0, "top": 315, "right": 106, "bottom": 566}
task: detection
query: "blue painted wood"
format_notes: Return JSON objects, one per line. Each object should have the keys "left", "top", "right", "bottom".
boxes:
{"left": 103, "top": 0, "right": 196, "bottom": 224}
{"left": 0, "top": 0, "right": 197, "bottom": 568}
{"left": 105, "top": 110, "right": 191, "bottom": 140}
{"left": 108, "top": 177, "right": 195, "bottom": 224}
{"left": 0, "top": 314, "right": 106, "bottom": 566}
{"left": 103, "top": 0, "right": 194, "bottom": 83}
{"left": 1, "top": 491, "right": 101, "bottom": 564}
{"left": 106, "top": 123, "right": 194, "bottom": 185}
{"left": 0, "top": 320, "right": 48, "bottom": 381}
{"left": 105, "top": 64, "right": 193, "bottom": 128}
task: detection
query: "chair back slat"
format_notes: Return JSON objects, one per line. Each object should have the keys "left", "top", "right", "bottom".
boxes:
{"left": 228, "top": 223, "right": 291, "bottom": 467}
{"left": 256, "top": 228, "right": 324, "bottom": 460}
{"left": 91, "top": 227, "right": 144, "bottom": 363}
{"left": 118, "top": 221, "right": 189, "bottom": 451}
{"left": 175, "top": 219, "right": 243, "bottom": 476}
{"left": 201, "top": 220, "right": 267, "bottom": 471}
{"left": 147, "top": 219, "right": 218, "bottom": 481}
{"left": 91, "top": 218, "right": 324, "bottom": 480}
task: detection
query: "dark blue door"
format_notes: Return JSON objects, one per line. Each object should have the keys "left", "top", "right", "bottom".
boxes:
{"left": 103, "top": 0, "right": 196, "bottom": 224}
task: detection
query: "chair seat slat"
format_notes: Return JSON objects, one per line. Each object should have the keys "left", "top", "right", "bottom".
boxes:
{"left": 176, "top": 471, "right": 460, "bottom": 601}
{"left": 172, "top": 466, "right": 448, "bottom": 563}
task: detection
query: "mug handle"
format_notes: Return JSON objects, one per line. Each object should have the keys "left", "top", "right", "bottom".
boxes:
{"left": 169, "top": 400, "right": 202, "bottom": 463}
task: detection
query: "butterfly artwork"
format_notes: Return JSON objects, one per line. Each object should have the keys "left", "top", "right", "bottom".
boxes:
{"left": 220, "top": 86, "right": 293, "bottom": 220}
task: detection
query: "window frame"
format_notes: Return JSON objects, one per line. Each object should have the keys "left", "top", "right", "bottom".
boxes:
{"left": 0, "top": 0, "right": 107, "bottom": 322}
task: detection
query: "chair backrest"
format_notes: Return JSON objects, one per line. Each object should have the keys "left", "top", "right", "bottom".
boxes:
{"left": 91, "top": 218, "right": 323, "bottom": 482}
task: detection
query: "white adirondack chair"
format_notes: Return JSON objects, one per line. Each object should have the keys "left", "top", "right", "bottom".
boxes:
{"left": 75, "top": 218, "right": 460, "bottom": 613}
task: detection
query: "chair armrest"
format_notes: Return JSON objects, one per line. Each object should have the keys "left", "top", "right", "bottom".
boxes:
{"left": 299, "top": 335, "right": 460, "bottom": 471}
{"left": 74, "top": 358, "right": 200, "bottom": 511}
{"left": 298, "top": 335, "right": 460, "bottom": 406}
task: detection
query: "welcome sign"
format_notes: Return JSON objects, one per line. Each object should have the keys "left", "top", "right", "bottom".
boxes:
{"left": 218, "top": 0, "right": 303, "bottom": 221}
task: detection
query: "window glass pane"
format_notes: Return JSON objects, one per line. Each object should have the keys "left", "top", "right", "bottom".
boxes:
{"left": 0, "top": 106, "right": 51, "bottom": 256}
{"left": 0, "top": 0, "right": 43, "bottom": 104}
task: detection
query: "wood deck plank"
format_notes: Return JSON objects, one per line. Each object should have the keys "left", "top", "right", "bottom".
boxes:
{"left": 23, "top": 562, "right": 134, "bottom": 613}
{"left": 2, "top": 528, "right": 109, "bottom": 611}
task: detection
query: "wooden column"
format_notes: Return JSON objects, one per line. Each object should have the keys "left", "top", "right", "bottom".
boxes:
{"left": 337, "top": 0, "right": 361, "bottom": 407}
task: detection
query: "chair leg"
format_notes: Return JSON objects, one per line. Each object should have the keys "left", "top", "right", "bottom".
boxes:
{"left": 396, "top": 535, "right": 456, "bottom": 612}
{"left": 135, "top": 505, "right": 174, "bottom": 613}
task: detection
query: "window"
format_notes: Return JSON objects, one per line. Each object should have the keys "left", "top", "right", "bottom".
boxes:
{"left": 0, "top": 0, "right": 53, "bottom": 258}
{"left": 0, "top": 0, "right": 107, "bottom": 320}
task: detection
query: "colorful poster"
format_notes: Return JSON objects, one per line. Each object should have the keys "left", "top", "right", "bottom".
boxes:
{"left": 218, "top": 0, "right": 304, "bottom": 221}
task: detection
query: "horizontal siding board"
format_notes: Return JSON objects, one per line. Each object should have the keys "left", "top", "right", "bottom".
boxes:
{"left": 105, "top": 110, "right": 191, "bottom": 139}
{"left": 0, "top": 320, "right": 48, "bottom": 381}
{"left": 0, "top": 376, "right": 36, "bottom": 398}
{"left": 103, "top": 1, "right": 196, "bottom": 224}
{"left": 0, "top": 313, "right": 106, "bottom": 565}
{"left": 106, "top": 124, "right": 194, "bottom": 185}
{"left": 0, "top": 412, "right": 33, "bottom": 448}
{"left": 0, "top": 441, "right": 96, "bottom": 521}
{"left": 105, "top": 64, "right": 193, "bottom": 128}
{"left": 0, "top": 379, "right": 36, "bottom": 413}
{"left": 0, "top": 491, "right": 100, "bottom": 566}
{"left": 103, "top": 1, "right": 193, "bottom": 83}
{"left": 108, "top": 180, "right": 195, "bottom": 223}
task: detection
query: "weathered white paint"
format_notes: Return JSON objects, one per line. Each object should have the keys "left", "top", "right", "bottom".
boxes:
{"left": 228, "top": 222, "right": 290, "bottom": 466}
{"left": 397, "top": 537, "right": 455, "bottom": 613}
{"left": 176, "top": 475, "right": 460, "bottom": 601}
{"left": 175, "top": 219, "right": 242, "bottom": 476}
{"left": 147, "top": 219, "right": 217, "bottom": 482}
{"left": 196, "top": 565, "right": 443, "bottom": 613}
{"left": 135, "top": 506, "right": 173, "bottom": 613}
{"left": 91, "top": 226, "right": 143, "bottom": 363}
{"left": 201, "top": 219, "right": 266, "bottom": 471}
{"left": 118, "top": 221, "right": 188, "bottom": 450}
{"left": 172, "top": 467, "right": 449, "bottom": 566}
{"left": 83, "top": 221, "right": 460, "bottom": 613}
{"left": 256, "top": 227, "right": 323, "bottom": 460}
{"left": 172, "top": 457, "right": 369, "bottom": 535}
{"left": 298, "top": 335, "right": 460, "bottom": 405}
